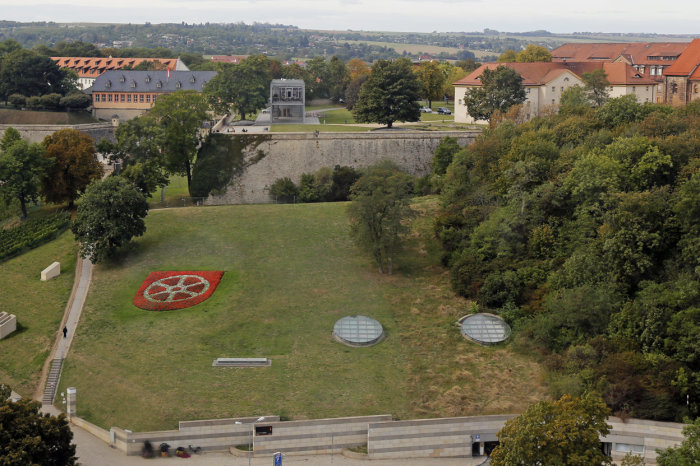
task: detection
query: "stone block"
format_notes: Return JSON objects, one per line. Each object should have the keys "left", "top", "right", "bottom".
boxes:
{"left": 0, "top": 312, "right": 17, "bottom": 339}
{"left": 41, "top": 262, "right": 60, "bottom": 281}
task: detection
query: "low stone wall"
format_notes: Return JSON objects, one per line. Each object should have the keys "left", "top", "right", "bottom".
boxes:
{"left": 252, "top": 415, "right": 392, "bottom": 456}
{"left": 368, "top": 415, "right": 515, "bottom": 459}
{"left": 104, "top": 413, "right": 686, "bottom": 462}
{"left": 117, "top": 416, "right": 280, "bottom": 455}
{"left": 0, "top": 122, "right": 115, "bottom": 144}
{"left": 207, "top": 130, "right": 480, "bottom": 205}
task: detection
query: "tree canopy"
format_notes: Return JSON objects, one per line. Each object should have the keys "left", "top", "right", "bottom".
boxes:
{"left": 463, "top": 65, "right": 526, "bottom": 121}
{"left": 71, "top": 176, "right": 149, "bottom": 263}
{"left": 352, "top": 58, "right": 421, "bottom": 128}
{"left": 0, "top": 48, "right": 69, "bottom": 100}
{"left": 490, "top": 394, "right": 612, "bottom": 466}
{"left": 656, "top": 418, "right": 700, "bottom": 466}
{"left": 347, "top": 161, "right": 414, "bottom": 274}
{"left": 0, "top": 384, "right": 76, "bottom": 465}
{"left": 583, "top": 69, "right": 610, "bottom": 107}
{"left": 415, "top": 61, "right": 446, "bottom": 108}
{"left": 41, "top": 129, "right": 103, "bottom": 207}
{"left": 0, "top": 129, "right": 49, "bottom": 218}
{"left": 148, "top": 90, "right": 209, "bottom": 195}
{"left": 204, "top": 55, "right": 270, "bottom": 120}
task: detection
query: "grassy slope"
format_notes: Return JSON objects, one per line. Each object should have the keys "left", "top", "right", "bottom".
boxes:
{"left": 59, "top": 200, "right": 546, "bottom": 431}
{"left": 0, "top": 109, "right": 98, "bottom": 125}
{"left": 0, "top": 230, "right": 77, "bottom": 396}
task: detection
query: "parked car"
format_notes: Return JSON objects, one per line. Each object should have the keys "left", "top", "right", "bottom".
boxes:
{"left": 420, "top": 106, "right": 432, "bottom": 113}
{"left": 437, "top": 107, "right": 452, "bottom": 115}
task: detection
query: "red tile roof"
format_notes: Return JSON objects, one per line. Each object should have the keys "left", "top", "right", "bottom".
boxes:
{"left": 552, "top": 42, "right": 689, "bottom": 66}
{"left": 453, "top": 61, "right": 657, "bottom": 87}
{"left": 52, "top": 57, "right": 181, "bottom": 78}
{"left": 454, "top": 62, "right": 573, "bottom": 86}
{"left": 664, "top": 39, "right": 700, "bottom": 77}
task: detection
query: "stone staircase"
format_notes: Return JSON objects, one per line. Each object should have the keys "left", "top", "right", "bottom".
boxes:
{"left": 42, "top": 358, "right": 64, "bottom": 405}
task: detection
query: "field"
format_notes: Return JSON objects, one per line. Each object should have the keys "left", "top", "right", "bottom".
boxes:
{"left": 0, "top": 108, "right": 98, "bottom": 125}
{"left": 334, "top": 40, "right": 495, "bottom": 59}
{"left": 56, "top": 199, "right": 546, "bottom": 432}
{"left": 0, "top": 230, "right": 77, "bottom": 396}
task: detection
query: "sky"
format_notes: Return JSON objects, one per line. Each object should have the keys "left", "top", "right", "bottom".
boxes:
{"left": 1, "top": 0, "right": 699, "bottom": 35}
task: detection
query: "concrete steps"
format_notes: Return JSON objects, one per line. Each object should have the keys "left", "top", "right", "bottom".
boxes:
{"left": 42, "top": 358, "right": 64, "bottom": 405}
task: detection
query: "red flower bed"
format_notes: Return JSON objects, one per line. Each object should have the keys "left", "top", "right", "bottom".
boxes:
{"left": 133, "top": 271, "right": 224, "bottom": 311}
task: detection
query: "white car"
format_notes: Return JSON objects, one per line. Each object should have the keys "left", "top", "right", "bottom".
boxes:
{"left": 420, "top": 107, "right": 432, "bottom": 113}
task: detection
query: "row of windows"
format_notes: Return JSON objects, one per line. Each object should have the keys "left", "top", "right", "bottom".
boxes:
{"left": 94, "top": 93, "right": 157, "bottom": 104}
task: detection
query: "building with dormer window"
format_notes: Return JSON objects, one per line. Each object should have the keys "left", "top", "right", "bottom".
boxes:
{"left": 90, "top": 70, "right": 217, "bottom": 121}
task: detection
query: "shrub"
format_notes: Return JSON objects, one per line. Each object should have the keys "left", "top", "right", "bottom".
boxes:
{"left": 59, "top": 93, "right": 91, "bottom": 109}
{"left": 25, "top": 96, "right": 42, "bottom": 109}
{"left": 270, "top": 177, "right": 298, "bottom": 203}
{"left": 40, "top": 93, "right": 62, "bottom": 110}
{"left": 8, "top": 94, "right": 26, "bottom": 109}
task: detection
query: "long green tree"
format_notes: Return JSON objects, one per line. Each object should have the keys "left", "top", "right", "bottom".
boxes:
{"left": 148, "top": 90, "right": 209, "bottom": 195}
{"left": 0, "top": 129, "right": 49, "bottom": 218}
{"left": 347, "top": 161, "right": 414, "bottom": 274}
{"left": 352, "top": 58, "right": 421, "bottom": 128}
{"left": 71, "top": 176, "right": 149, "bottom": 263}
{"left": 203, "top": 55, "right": 270, "bottom": 120}
{"left": 416, "top": 61, "right": 446, "bottom": 108}
{"left": 462, "top": 65, "right": 526, "bottom": 121}
{"left": 490, "top": 394, "right": 612, "bottom": 466}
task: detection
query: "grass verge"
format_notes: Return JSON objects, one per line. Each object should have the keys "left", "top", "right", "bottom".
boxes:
{"left": 0, "top": 230, "right": 77, "bottom": 396}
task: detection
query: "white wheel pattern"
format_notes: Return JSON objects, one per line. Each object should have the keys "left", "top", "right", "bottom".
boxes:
{"left": 143, "top": 275, "right": 211, "bottom": 303}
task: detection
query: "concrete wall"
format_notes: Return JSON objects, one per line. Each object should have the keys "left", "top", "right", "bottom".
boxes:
{"left": 253, "top": 415, "right": 392, "bottom": 456}
{"left": 118, "top": 416, "right": 280, "bottom": 455}
{"left": 605, "top": 417, "right": 687, "bottom": 465}
{"left": 207, "top": 131, "right": 480, "bottom": 205}
{"left": 368, "top": 415, "right": 515, "bottom": 459}
{"left": 0, "top": 123, "right": 115, "bottom": 144}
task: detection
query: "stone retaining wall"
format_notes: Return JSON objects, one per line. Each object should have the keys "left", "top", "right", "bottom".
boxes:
{"left": 0, "top": 123, "right": 115, "bottom": 144}
{"left": 207, "top": 130, "right": 480, "bottom": 205}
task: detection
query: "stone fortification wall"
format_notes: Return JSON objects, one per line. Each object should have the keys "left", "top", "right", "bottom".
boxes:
{"left": 0, "top": 123, "right": 115, "bottom": 144}
{"left": 207, "top": 130, "right": 480, "bottom": 205}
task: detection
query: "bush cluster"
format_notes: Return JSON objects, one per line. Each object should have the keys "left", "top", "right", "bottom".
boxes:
{"left": 270, "top": 165, "right": 361, "bottom": 203}
{"left": 8, "top": 92, "right": 91, "bottom": 110}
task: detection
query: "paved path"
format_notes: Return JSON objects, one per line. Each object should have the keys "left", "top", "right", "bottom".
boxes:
{"left": 56, "top": 257, "right": 93, "bottom": 359}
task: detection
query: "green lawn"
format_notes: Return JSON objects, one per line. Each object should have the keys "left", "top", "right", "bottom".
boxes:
{"left": 148, "top": 176, "right": 191, "bottom": 207}
{"left": 0, "top": 230, "right": 77, "bottom": 397}
{"left": 271, "top": 124, "right": 373, "bottom": 132}
{"left": 58, "top": 200, "right": 546, "bottom": 432}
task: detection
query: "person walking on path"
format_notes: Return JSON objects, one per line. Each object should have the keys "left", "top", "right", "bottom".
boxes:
{"left": 63, "top": 326, "right": 67, "bottom": 338}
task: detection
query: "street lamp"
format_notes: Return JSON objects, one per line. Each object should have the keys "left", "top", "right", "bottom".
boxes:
{"left": 236, "top": 416, "right": 265, "bottom": 466}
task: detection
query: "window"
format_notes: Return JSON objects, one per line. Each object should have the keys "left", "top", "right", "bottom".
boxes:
{"left": 127, "top": 95, "right": 131, "bottom": 103}
{"left": 120, "top": 94, "right": 125, "bottom": 102}
{"left": 94, "top": 94, "right": 100, "bottom": 102}
{"left": 560, "top": 86, "right": 564, "bottom": 92}
{"left": 552, "top": 99, "right": 555, "bottom": 104}
{"left": 615, "top": 444, "right": 644, "bottom": 454}
{"left": 120, "top": 75, "right": 125, "bottom": 83}
{"left": 564, "top": 77, "right": 569, "bottom": 82}
{"left": 650, "top": 68, "right": 656, "bottom": 76}
{"left": 671, "top": 83, "right": 678, "bottom": 94}
{"left": 145, "top": 75, "right": 151, "bottom": 83}
{"left": 108, "top": 94, "right": 113, "bottom": 102}
{"left": 105, "top": 80, "right": 111, "bottom": 89}
{"left": 190, "top": 75, "right": 195, "bottom": 83}
{"left": 646, "top": 86, "right": 649, "bottom": 91}
{"left": 695, "top": 84, "right": 698, "bottom": 94}
{"left": 526, "top": 88, "right": 530, "bottom": 94}
{"left": 632, "top": 86, "right": 636, "bottom": 92}
{"left": 131, "top": 80, "right": 137, "bottom": 88}
{"left": 139, "top": 94, "right": 144, "bottom": 103}
{"left": 552, "top": 86, "right": 556, "bottom": 92}
{"left": 146, "top": 94, "right": 150, "bottom": 103}
{"left": 176, "top": 81, "right": 182, "bottom": 89}
{"left": 156, "top": 81, "right": 162, "bottom": 89}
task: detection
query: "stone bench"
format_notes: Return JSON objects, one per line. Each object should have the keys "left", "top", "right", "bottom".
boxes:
{"left": 0, "top": 312, "right": 17, "bottom": 339}
{"left": 212, "top": 358, "right": 271, "bottom": 367}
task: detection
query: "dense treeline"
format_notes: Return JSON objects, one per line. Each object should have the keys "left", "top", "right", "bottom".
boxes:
{"left": 436, "top": 96, "right": 700, "bottom": 421}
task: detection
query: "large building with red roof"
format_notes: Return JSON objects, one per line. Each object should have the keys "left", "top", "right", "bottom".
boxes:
{"left": 52, "top": 57, "right": 189, "bottom": 90}
{"left": 662, "top": 38, "right": 700, "bottom": 106}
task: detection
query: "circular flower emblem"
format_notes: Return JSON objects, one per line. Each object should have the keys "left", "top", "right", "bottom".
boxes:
{"left": 133, "top": 271, "right": 224, "bottom": 311}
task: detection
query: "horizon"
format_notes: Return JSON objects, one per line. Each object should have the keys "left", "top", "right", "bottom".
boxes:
{"left": 1, "top": 0, "right": 699, "bottom": 36}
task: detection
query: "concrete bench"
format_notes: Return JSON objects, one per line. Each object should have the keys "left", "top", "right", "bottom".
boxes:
{"left": 0, "top": 312, "right": 17, "bottom": 339}
{"left": 212, "top": 358, "right": 271, "bottom": 367}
